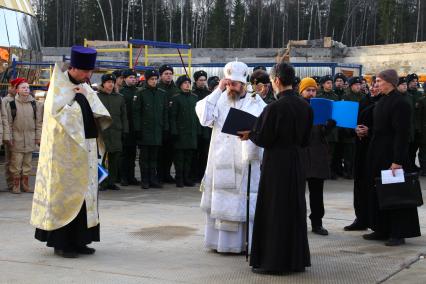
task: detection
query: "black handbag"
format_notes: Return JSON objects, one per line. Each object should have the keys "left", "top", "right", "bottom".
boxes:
{"left": 375, "top": 172, "right": 423, "bottom": 210}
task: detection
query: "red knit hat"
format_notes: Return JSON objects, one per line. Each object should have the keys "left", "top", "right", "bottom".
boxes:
{"left": 10, "top": 78, "right": 27, "bottom": 88}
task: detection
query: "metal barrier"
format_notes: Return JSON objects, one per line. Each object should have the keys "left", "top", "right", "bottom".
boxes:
{"left": 83, "top": 38, "right": 192, "bottom": 76}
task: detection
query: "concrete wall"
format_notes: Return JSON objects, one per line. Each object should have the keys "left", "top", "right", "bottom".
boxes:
{"left": 341, "top": 42, "right": 426, "bottom": 75}
{"left": 42, "top": 41, "right": 426, "bottom": 75}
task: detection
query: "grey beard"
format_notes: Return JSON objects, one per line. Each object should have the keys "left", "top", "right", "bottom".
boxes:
{"left": 228, "top": 90, "right": 242, "bottom": 101}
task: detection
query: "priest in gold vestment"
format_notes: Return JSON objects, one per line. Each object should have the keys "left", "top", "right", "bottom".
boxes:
{"left": 30, "top": 46, "right": 111, "bottom": 258}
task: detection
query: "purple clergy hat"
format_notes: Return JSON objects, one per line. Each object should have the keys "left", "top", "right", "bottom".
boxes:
{"left": 70, "top": 46, "right": 97, "bottom": 70}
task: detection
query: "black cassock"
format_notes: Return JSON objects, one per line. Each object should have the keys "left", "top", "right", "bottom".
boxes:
{"left": 366, "top": 90, "right": 420, "bottom": 238}
{"left": 35, "top": 92, "right": 100, "bottom": 250}
{"left": 352, "top": 94, "right": 382, "bottom": 226}
{"left": 249, "top": 90, "right": 312, "bottom": 273}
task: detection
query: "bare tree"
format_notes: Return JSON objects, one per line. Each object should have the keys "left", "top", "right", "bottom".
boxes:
{"left": 125, "top": 0, "right": 130, "bottom": 40}
{"left": 108, "top": 0, "right": 115, "bottom": 41}
{"left": 416, "top": 0, "right": 421, "bottom": 42}
{"left": 96, "top": 0, "right": 110, "bottom": 41}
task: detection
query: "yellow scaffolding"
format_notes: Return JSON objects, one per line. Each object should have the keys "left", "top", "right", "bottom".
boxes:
{"left": 84, "top": 38, "right": 192, "bottom": 76}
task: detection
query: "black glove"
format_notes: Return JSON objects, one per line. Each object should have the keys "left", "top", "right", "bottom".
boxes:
{"left": 325, "top": 119, "right": 337, "bottom": 129}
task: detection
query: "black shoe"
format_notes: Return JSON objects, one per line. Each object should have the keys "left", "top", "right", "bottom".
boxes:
{"left": 312, "top": 226, "right": 329, "bottom": 236}
{"left": 251, "top": 267, "right": 283, "bottom": 275}
{"left": 164, "top": 175, "right": 176, "bottom": 183}
{"left": 176, "top": 180, "right": 184, "bottom": 188}
{"left": 120, "top": 180, "right": 129, "bottom": 186}
{"left": 344, "top": 220, "right": 368, "bottom": 231}
{"left": 75, "top": 245, "right": 96, "bottom": 254}
{"left": 150, "top": 170, "right": 163, "bottom": 188}
{"left": 129, "top": 178, "right": 140, "bottom": 185}
{"left": 183, "top": 180, "right": 195, "bottom": 187}
{"left": 385, "top": 238, "right": 405, "bottom": 246}
{"left": 141, "top": 182, "right": 149, "bottom": 189}
{"left": 109, "top": 184, "right": 121, "bottom": 191}
{"left": 54, "top": 248, "right": 78, "bottom": 258}
{"left": 363, "top": 232, "right": 387, "bottom": 241}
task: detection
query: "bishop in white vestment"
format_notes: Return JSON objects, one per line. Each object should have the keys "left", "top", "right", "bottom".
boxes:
{"left": 196, "top": 61, "right": 266, "bottom": 253}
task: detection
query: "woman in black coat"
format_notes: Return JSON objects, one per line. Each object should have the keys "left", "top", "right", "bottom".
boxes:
{"left": 239, "top": 63, "right": 312, "bottom": 274}
{"left": 299, "top": 77, "right": 333, "bottom": 236}
{"left": 363, "top": 70, "right": 421, "bottom": 246}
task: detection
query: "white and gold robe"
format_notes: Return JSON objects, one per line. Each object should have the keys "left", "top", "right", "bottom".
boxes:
{"left": 196, "top": 87, "right": 266, "bottom": 253}
{"left": 30, "top": 63, "right": 111, "bottom": 231}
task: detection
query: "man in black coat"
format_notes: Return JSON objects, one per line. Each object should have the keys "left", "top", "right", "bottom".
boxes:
{"left": 240, "top": 63, "right": 312, "bottom": 274}
{"left": 363, "top": 69, "right": 421, "bottom": 246}
{"left": 344, "top": 80, "right": 382, "bottom": 231}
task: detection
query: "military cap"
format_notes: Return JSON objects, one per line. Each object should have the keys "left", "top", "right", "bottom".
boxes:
{"left": 122, "top": 69, "right": 137, "bottom": 78}
{"left": 176, "top": 75, "right": 191, "bottom": 88}
{"left": 144, "top": 69, "right": 160, "bottom": 81}
{"left": 406, "top": 73, "right": 419, "bottom": 84}
{"left": 101, "top": 73, "right": 116, "bottom": 84}
{"left": 398, "top": 77, "right": 407, "bottom": 86}
{"left": 159, "top": 64, "right": 174, "bottom": 75}
{"left": 194, "top": 70, "right": 208, "bottom": 81}
{"left": 334, "top": 73, "right": 347, "bottom": 83}
{"left": 311, "top": 76, "right": 321, "bottom": 84}
{"left": 348, "top": 76, "right": 362, "bottom": 86}
{"left": 320, "top": 75, "right": 333, "bottom": 84}
{"left": 112, "top": 69, "right": 123, "bottom": 78}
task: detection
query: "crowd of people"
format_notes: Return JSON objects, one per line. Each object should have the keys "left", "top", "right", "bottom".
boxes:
{"left": 2, "top": 45, "right": 424, "bottom": 273}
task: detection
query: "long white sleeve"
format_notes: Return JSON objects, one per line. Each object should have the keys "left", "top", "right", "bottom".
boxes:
{"left": 195, "top": 88, "right": 223, "bottom": 127}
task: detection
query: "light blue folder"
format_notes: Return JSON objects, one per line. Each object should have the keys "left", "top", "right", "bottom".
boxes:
{"left": 310, "top": 98, "right": 359, "bottom": 129}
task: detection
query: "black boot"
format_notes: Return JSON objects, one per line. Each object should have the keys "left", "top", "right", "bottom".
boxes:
{"left": 141, "top": 169, "right": 150, "bottom": 189}
{"left": 184, "top": 168, "right": 195, "bottom": 186}
{"left": 344, "top": 219, "right": 367, "bottom": 231}
{"left": 150, "top": 169, "right": 163, "bottom": 188}
{"left": 175, "top": 172, "right": 184, "bottom": 187}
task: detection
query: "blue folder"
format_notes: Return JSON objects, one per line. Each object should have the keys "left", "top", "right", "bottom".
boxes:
{"left": 98, "top": 164, "right": 109, "bottom": 183}
{"left": 310, "top": 98, "right": 359, "bottom": 129}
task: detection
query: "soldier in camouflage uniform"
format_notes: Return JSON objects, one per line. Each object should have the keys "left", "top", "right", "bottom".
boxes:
{"left": 98, "top": 74, "right": 128, "bottom": 191}
{"left": 134, "top": 69, "right": 169, "bottom": 189}
{"left": 157, "top": 65, "right": 180, "bottom": 183}
{"left": 340, "top": 77, "right": 365, "bottom": 179}
{"left": 191, "top": 70, "right": 211, "bottom": 183}
{"left": 170, "top": 75, "right": 199, "bottom": 188}
{"left": 333, "top": 73, "right": 347, "bottom": 100}
{"left": 119, "top": 69, "right": 140, "bottom": 186}
{"left": 317, "top": 75, "right": 340, "bottom": 179}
